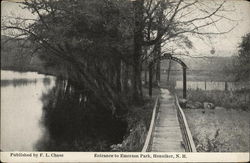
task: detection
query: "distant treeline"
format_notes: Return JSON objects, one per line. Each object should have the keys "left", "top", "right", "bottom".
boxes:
{"left": 1, "top": 35, "right": 57, "bottom": 75}
{"left": 0, "top": 35, "right": 237, "bottom": 80}
{"left": 1, "top": 35, "right": 37, "bottom": 70}
{"left": 161, "top": 56, "right": 236, "bottom": 71}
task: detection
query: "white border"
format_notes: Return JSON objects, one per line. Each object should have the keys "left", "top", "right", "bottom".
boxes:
{"left": 1, "top": 152, "right": 249, "bottom": 162}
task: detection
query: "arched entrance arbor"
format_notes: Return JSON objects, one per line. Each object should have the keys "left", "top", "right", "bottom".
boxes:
{"left": 149, "top": 53, "right": 187, "bottom": 99}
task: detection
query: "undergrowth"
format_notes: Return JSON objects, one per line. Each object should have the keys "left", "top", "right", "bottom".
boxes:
{"left": 176, "top": 89, "right": 250, "bottom": 110}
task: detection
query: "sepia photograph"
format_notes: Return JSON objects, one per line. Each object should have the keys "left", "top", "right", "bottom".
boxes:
{"left": 1, "top": 0, "right": 250, "bottom": 162}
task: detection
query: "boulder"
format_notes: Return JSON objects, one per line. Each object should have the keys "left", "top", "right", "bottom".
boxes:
{"left": 185, "top": 101, "right": 203, "bottom": 109}
{"left": 203, "top": 102, "right": 215, "bottom": 109}
{"left": 179, "top": 98, "right": 188, "bottom": 104}
{"left": 179, "top": 98, "right": 188, "bottom": 108}
{"left": 110, "top": 143, "right": 123, "bottom": 151}
{"left": 194, "top": 102, "right": 203, "bottom": 109}
{"left": 215, "top": 106, "right": 225, "bottom": 110}
{"left": 186, "top": 102, "right": 196, "bottom": 109}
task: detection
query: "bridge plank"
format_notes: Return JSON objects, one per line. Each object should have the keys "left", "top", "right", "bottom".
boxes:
{"left": 151, "top": 89, "right": 185, "bottom": 152}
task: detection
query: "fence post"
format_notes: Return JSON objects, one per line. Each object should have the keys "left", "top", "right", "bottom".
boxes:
{"left": 205, "top": 80, "right": 206, "bottom": 90}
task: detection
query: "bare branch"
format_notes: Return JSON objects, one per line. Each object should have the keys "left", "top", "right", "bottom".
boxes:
{"left": 180, "top": 1, "right": 225, "bottom": 24}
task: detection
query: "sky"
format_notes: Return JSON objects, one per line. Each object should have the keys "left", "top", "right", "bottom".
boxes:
{"left": 1, "top": 0, "right": 250, "bottom": 57}
{"left": 187, "top": 0, "right": 250, "bottom": 57}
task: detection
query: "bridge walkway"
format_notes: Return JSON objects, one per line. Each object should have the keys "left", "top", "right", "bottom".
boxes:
{"left": 151, "top": 89, "right": 185, "bottom": 152}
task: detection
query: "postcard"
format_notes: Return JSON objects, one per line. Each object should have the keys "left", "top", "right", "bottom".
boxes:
{"left": 1, "top": 0, "right": 249, "bottom": 162}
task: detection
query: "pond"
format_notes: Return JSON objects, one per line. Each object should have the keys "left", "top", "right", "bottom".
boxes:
{"left": 1, "top": 70, "right": 127, "bottom": 151}
{"left": 1, "top": 70, "right": 55, "bottom": 151}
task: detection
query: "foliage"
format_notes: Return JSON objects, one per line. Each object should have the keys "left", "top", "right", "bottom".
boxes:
{"left": 111, "top": 89, "right": 159, "bottom": 151}
{"left": 176, "top": 89, "right": 250, "bottom": 110}
{"left": 194, "top": 129, "right": 229, "bottom": 152}
{"left": 1, "top": 35, "right": 34, "bottom": 71}
{"left": 6, "top": 0, "right": 136, "bottom": 113}
{"left": 235, "top": 33, "right": 250, "bottom": 81}
{"left": 1, "top": 0, "right": 234, "bottom": 112}
{"left": 37, "top": 79, "right": 127, "bottom": 151}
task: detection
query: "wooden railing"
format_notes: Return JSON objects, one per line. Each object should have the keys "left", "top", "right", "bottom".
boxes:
{"left": 141, "top": 96, "right": 160, "bottom": 152}
{"left": 175, "top": 95, "right": 197, "bottom": 152}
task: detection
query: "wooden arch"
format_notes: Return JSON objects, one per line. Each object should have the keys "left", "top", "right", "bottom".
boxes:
{"left": 149, "top": 53, "right": 187, "bottom": 99}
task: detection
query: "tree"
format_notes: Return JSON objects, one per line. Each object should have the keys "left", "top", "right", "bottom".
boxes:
{"left": 1, "top": 35, "right": 33, "bottom": 70}
{"left": 235, "top": 33, "right": 250, "bottom": 80}
{"left": 141, "top": 0, "right": 235, "bottom": 95}
{"left": 2, "top": 0, "right": 235, "bottom": 106}
{"left": 2, "top": 0, "right": 138, "bottom": 114}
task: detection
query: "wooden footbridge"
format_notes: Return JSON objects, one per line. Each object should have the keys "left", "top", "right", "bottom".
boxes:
{"left": 142, "top": 88, "right": 196, "bottom": 152}
{"left": 142, "top": 53, "right": 195, "bottom": 152}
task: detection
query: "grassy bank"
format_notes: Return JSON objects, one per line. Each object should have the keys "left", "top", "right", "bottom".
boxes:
{"left": 160, "top": 70, "right": 236, "bottom": 82}
{"left": 111, "top": 88, "right": 160, "bottom": 151}
{"left": 184, "top": 109, "right": 249, "bottom": 152}
{"left": 175, "top": 89, "right": 250, "bottom": 152}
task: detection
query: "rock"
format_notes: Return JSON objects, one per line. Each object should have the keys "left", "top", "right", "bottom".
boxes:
{"left": 185, "top": 100, "right": 203, "bottom": 109}
{"left": 179, "top": 98, "right": 187, "bottom": 108}
{"left": 110, "top": 143, "right": 123, "bottom": 151}
{"left": 194, "top": 102, "right": 203, "bottom": 109}
{"left": 179, "top": 98, "right": 188, "bottom": 104}
{"left": 203, "top": 102, "right": 215, "bottom": 109}
{"left": 186, "top": 103, "right": 196, "bottom": 109}
{"left": 215, "top": 106, "right": 225, "bottom": 110}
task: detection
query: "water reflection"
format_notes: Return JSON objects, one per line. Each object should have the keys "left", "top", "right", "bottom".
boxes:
{"left": 1, "top": 70, "right": 53, "bottom": 88}
{"left": 1, "top": 70, "right": 47, "bottom": 80}
{"left": 1, "top": 71, "right": 55, "bottom": 151}
{"left": 36, "top": 79, "right": 127, "bottom": 151}
{"left": 1, "top": 79, "right": 38, "bottom": 87}
{"left": 1, "top": 70, "right": 127, "bottom": 151}
{"left": 43, "top": 77, "right": 51, "bottom": 86}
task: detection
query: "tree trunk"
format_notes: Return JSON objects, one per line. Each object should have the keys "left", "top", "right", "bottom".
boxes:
{"left": 155, "top": 6, "right": 163, "bottom": 86}
{"left": 149, "top": 63, "right": 153, "bottom": 97}
{"left": 123, "top": 63, "right": 129, "bottom": 94}
{"left": 116, "top": 59, "right": 122, "bottom": 92}
{"left": 152, "top": 64, "right": 156, "bottom": 84}
{"left": 139, "top": 62, "right": 143, "bottom": 97}
{"left": 156, "top": 60, "right": 161, "bottom": 86}
{"left": 132, "top": 0, "right": 144, "bottom": 102}
{"left": 183, "top": 67, "right": 187, "bottom": 99}
{"left": 155, "top": 42, "right": 161, "bottom": 85}
{"left": 167, "top": 59, "right": 172, "bottom": 82}
{"left": 132, "top": 59, "right": 142, "bottom": 101}
{"left": 144, "top": 69, "right": 147, "bottom": 85}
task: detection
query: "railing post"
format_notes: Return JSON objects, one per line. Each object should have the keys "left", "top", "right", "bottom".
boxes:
{"left": 175, "top": 95, "right": 197, "bottom": 152}
{"left": 142, "top": 96, "right": 159, "bottom": 152}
